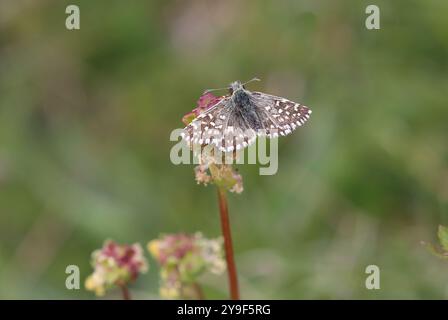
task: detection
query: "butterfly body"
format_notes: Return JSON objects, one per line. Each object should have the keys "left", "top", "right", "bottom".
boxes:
{"left": 182, "top": 80, "right": 312, "bottom": 152}
{"left": 231, "top": 87, "right": 264, "bottom": 130}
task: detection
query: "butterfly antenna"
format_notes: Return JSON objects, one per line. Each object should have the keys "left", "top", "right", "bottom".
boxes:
{"left": 203, "top": 87, "right": 230, "bottom": 94}
{"left": 243, "top": 77, "right": 261, "bottom": 86}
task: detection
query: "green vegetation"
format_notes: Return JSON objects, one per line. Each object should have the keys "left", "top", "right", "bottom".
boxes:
{"left": 0, "top": 0, "right": 447, "bottom": 299}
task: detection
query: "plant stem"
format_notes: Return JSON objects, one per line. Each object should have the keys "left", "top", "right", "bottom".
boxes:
{"left": 119, "top": 284, "right": 131, "bottom": 300}
{"left": 193, "top": 282, "right": 205, "bottom": 300}
{"left": 217, "top": 187, "right": 240, "bottom": 300}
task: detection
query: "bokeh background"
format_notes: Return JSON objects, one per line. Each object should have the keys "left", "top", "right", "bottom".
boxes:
{"left": 1, "top": 0, "right": 448, "bottom": 299}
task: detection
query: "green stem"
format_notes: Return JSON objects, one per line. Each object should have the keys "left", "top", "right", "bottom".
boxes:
{"left": 193, "top": 282, "right": 205, "bottom": 300}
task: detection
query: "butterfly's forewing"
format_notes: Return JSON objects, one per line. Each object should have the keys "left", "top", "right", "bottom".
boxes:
{"left": 182, "top": 96, "right": 236, "bottom": 151}
{"left": 250, "top": 92, "right": 312, "bottom": 138}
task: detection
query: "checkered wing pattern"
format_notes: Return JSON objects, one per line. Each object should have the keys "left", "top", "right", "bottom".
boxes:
{"left": 181, "top": 97, "right": 246, "bottom": 151}
{"left": 250, "top": 92, "right": 312, "bottom": 138}
{"left": 181, "top": 90, "right": 312, "bottom": 153}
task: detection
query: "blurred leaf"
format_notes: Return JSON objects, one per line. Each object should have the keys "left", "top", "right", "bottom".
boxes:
{"left": 421, "top": 241, "right": 448, "bottom": 260}
{"left": 437, "top": 225, "right": 448, "bottom": 251}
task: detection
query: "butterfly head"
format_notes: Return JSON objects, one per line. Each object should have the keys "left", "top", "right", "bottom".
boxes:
{"left": 229, "top": 81, "right": 244, "bottom": 95}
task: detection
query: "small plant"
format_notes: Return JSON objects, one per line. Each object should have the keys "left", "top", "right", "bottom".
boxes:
{"left": 182, "top": 93, "right": 244, "bottom": 299}
{"left": 85, "top": 82, "right": 311, "bottom": 300}
{"left": 148, "top": 233, "right": 225, "bottom": 299}
{"left": 85, "top": 240, "right": 148, "bottom": 299}
{"left": 180, "top": 82, "right": 312, "bottom": 299}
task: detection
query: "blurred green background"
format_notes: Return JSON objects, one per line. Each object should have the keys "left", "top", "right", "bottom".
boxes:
{"left": 1, "top": 0, "right": 447, "bottom": 299}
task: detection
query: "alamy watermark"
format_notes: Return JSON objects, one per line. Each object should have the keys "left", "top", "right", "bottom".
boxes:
{"left": 170, "top": 128, "right": 279, "bottom": 175}
{"left": 365, "top": 265, "right": 380, "bottom": 290}
{"left": 65, "top": 5, "right": 80, "bottom": 30}
{"left": 65, "top": 264, "right": 80, "bottom": 290}
{"left": 365, "top": 5, "right": 380, "bottom": 30}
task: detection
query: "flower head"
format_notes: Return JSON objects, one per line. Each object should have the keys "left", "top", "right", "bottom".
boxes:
{"left": 85, "top": 240, "right": 148, "bottom": 296}
{"left": 148, "top": 233, "right": 225, "bottom": 299}
{"left": 194, "top": 161, "right": 243, "bottom": 194}
{"left": 182, "top": 92, "right": 224, "bottom": 125}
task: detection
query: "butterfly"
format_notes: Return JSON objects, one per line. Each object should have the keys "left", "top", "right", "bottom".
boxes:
{"left": 181, "top": 79, "right": 312, "bottom": 152}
